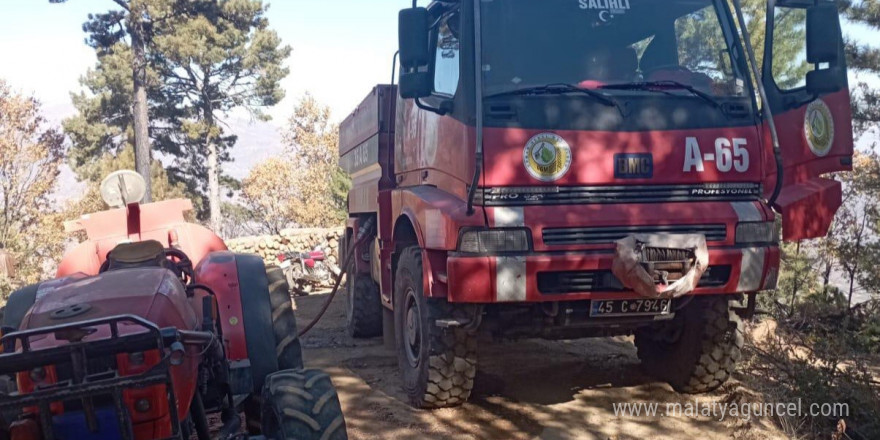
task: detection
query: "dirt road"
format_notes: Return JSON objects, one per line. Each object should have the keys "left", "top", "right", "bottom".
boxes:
{"left": 296, "top": 290, "right": 784, "bottom": 440}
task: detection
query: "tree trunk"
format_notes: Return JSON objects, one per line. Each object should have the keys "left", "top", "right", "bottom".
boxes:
{"left": 203, "top": 100, "right": 221, "bottom": 233}
{"left": 822, "top": 260, "right": 832, "bottom": 289}
{"left": 847, "top": 269, "right": 856, "bottom": 312}
{"left": 129, "top": 6, "right": 152, "bottom": 203}
{"left": 788, "top": 241, "right": 802, "bottom": 316}
{"left": 207, "top": 138, "right": 221, "bottom": 233}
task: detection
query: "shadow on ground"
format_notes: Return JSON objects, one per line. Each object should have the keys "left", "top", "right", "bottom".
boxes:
{"left": 294, "top": 291, "right": 782, "bottom": 440}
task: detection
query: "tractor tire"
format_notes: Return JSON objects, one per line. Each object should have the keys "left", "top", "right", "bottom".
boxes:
{"left": 394, "top": 246, "right": 476, "bottom": 408}
{"left": 634, "top": 295, "right": 744, "bottom": 393}
{"left": 261, "top": 369, "right": 347, "bottom": 440}
{"left": 266, "top": 265, "right": 304, "bottom": 370}
{"left": 346, "top": 274, "right": 383, "bottom": 338}
{"left": 0, "top": 374, "right": 11, "bottom": 440}
{"left": 1, "top": 283, "right": 39, "bottom": 330}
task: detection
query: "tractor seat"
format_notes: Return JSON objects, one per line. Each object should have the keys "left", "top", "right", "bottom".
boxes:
{"left": 104, "top": 240, "right": 171, "bottom": 272}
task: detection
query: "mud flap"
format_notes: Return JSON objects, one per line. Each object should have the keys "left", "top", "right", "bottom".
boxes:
{"left": 383, "top": 308, "right": 395, "bottom": 350}
{"left": 612, "top": 234, "right": 709, "bottom": 299}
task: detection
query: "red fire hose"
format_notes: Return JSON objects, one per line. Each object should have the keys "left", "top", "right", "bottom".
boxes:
{"left": 296, "top": 218, "right": 374, "bottom": 337}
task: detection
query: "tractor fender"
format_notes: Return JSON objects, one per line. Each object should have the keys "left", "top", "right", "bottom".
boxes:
{"left": 195, "top": 252, "right": 279, "bottom": 393}
{"left": 1, "top": 284, "right": 39, "bottom": 332}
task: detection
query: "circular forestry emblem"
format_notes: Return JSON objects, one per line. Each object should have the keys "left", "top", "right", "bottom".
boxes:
{"left": 523, "top": 133, "right": 572, "bottom": 182}
{"left": 804, "top": 99, "right": 835, "bottom": 157}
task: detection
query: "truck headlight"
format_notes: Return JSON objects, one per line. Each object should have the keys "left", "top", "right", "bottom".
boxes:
{"left": 458, "top": 228, "right": 532, "bottom": 254}
{"left": 735, "top": 222, "right": 776, "bottom": 244}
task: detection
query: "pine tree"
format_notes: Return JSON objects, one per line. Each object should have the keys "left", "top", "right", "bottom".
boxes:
{"left": 63, "top": 0, "right": 290, "bottom": 230}
{"left": 841, "top": 0, "right": 880, "bottom": 136}
{"left": 52, "top": 0, "right": 157, "bottom": 201}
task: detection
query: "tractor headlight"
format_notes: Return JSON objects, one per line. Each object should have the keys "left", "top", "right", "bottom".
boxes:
{"left": 735, "top": 222, "right": 777, "bottom": 244}
{"left": 458, "top": 228, "right": 532, "bottom": 254}
{"left": 129, "top": 352, "right": 145, "bottom": 366}
{"left": 29, "top": 367, "right": 47, "bottom": 383}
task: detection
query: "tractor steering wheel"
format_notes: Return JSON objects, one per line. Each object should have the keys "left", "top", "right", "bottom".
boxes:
{"left": 164, "top": 248, "right": 195, "bottom": 286}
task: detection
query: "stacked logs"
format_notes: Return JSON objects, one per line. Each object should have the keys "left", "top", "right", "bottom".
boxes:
{"left": 226, "top": 228, "right": 344, "bottom": 268}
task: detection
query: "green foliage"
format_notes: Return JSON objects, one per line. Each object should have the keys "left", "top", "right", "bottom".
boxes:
{"left": 0, "top": 80, "right": 65, "bottom": 291}
{"left": 841, "top": 0, "right": 880, "bottom": 136}
{"left": 330, "top": 166, "right": 352, "bottom": 225}
{"left": 775, "top": 241, "right": 820, "bottom": 312}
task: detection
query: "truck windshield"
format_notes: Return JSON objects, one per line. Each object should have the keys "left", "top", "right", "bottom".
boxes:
{"left": 481, "top": 0, "right": 746, "bottom": 98}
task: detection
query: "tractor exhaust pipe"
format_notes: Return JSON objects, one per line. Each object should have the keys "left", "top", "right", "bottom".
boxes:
{"left": 217, "top": 406, "right": 242, "bottom": 440}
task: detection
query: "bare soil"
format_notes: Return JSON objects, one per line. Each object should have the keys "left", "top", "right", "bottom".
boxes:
{"left": 295, "top": 290, "right": 786, "bottom": 440}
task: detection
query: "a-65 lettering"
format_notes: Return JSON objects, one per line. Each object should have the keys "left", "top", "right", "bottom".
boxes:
{"left": 684, "top": 137, "right": 749, "bottom": 173}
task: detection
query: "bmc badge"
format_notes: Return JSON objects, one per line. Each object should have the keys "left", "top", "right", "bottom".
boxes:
{"left": 523, "top": 133, "right": 572, "bottom": 182}
{"left": 615, "top": 153, "right": 653, "bottom": 179}
{"left": 804, "top": 99, "right": 835, "bottom": 157}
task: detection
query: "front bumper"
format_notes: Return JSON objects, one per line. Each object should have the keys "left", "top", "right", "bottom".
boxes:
{"left": 446, "top": 245, "right": 779, "bottom": 303}
{"left": 0, "top": 315, "right": 194, "bottom": 440}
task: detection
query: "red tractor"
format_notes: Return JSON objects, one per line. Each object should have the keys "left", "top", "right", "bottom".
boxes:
{"left": 0, "top": 171, "right": 347, "bottom": 440}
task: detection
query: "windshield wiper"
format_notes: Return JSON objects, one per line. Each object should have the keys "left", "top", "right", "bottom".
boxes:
{"left": 600, "top": 80, "right": 722, "bottom": 109}
{"left": 486, "top": 83, "right": 623, "bottom": 115}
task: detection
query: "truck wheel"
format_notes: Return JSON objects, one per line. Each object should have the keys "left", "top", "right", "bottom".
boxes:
{"left": 394, "top": 246, "right": 476, "bottom": 408}
{"left": 1, "top": 283, "right": 39, "bottom": 330}
{"left": 261, "top": 369, "right": 347, "bottom": 440}
{"left": 346, "top": 274, "right": 383, "bottom": 338}
{"left": 634, "top": 295, "right": 744, "bottom": 393}
{"left": 266, "top": 265, "right": 304, "bottom": 370}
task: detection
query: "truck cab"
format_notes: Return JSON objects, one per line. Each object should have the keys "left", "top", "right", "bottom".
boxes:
{"left": 340, "top": 0, "right": 852, "bottom": 409}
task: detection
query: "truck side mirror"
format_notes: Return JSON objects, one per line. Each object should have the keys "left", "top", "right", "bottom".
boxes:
{"left": 806, "top": 3, "right": 841, "bottom": 65}
{"left": 399, "top": 8, "right": 430, "bottom": 69}
{"left": 398, "top": 7, "right": 433, "bottom": 99}
{"left": 805, "top": 2, "right": 845, "bottom": 95}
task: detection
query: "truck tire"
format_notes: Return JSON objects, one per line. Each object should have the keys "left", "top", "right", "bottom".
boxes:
{"left": 394, "top": 246, "right": 476, "bottom": 408}
{"left": 346, "top": 274, "right": 383, "bottom": 338}
{"left": 1, "top": 283, "right": 39, "bottom": 330}
{"left": 261, "top": 369, "right": 347, "bottom": 440}
{"left": 266, "top": 265, "right": 304, "bottom": 370}
{"left": 634, "top": 295, "right": 744, "bottom": 393}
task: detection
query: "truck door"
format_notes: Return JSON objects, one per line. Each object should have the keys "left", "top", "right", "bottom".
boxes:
{"left": 761, "top": 0, "right": 853, "bottom": 241}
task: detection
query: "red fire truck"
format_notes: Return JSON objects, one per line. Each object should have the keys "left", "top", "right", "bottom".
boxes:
{"left": 339, "top": 0, "right": 852, "bottom": 408}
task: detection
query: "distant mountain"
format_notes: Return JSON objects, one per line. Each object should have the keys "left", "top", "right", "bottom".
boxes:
{"left": 224, "top": 116, "right": 285, "bottom": 180}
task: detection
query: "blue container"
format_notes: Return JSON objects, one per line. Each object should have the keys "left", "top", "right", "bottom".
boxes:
{"left": 51, "top": 407, "right": 131, "bottom": 440}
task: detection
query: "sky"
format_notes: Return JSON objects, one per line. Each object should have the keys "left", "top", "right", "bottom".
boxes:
{"left": 0, "top": 0, "right": 406, "bottom": 179}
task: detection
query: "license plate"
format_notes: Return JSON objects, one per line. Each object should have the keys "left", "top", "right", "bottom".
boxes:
{"left": 590, "top": 298, "right": 672, "bottom": 317}
{"left": 279, "top": 260, "right": 292, "bottom": 269}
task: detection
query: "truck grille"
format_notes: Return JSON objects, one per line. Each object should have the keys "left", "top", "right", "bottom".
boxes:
{"left": 476, "top": 183, "right": 761, "bottom": 206}
{"left": 542, "top": 224, "right": 727, "bottom": 246}
{"left": 537, "top": 266, "right": 731, "bottom": 295}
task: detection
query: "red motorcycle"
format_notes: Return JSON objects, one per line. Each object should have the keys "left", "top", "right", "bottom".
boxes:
{"left": 277, "top": 248, "right": 335, "bottom": 296}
